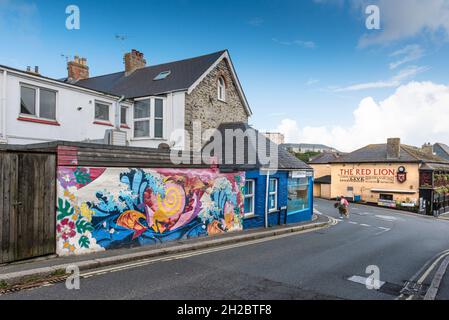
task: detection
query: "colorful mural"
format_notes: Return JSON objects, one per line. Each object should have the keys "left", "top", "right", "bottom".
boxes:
{"left": 56, "top": 167, "right": 245, "bottom": 255}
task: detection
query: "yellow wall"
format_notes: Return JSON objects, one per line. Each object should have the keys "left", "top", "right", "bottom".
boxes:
{"left": 311, "top": 164, "right": 331, "bottom": 179}
{"left": 330, "top": 163, "right": 420, "bottom": 205}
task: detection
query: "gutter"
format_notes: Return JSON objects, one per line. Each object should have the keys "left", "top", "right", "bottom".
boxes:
{"left": 114, "top": 95, "right": 126, "bottom": 129}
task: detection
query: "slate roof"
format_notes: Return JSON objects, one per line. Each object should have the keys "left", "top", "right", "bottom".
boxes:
{"left": 212, "top": 122, "right": 312, "bottom": 171}
{"left": 74, "top": 50, "right": 226, "bottom": 98}
{"left": 331, "top": 143, "right": 449, "bottom": 164}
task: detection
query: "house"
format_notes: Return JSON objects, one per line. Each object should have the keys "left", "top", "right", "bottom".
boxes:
{"left": 0, "top": 49, "right": 252, "bottom": 149}
{"left": 213, "top": 122, "right": 314, "bottom": 229}
{"left": 309, "top": 152, "right": 342, "bottom": 199}
{"left": 328, "top": 138, "right": 449, "bottom": 215}
{"left": 283, "top": 143, "right": 338, "bottom": 154}
{"left": 423, "top": 142, "right": 449, "bottom": 162}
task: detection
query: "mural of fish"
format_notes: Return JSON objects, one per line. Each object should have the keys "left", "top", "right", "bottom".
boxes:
{"left": 116, "top": 210, "right": 148, "bottom": 240}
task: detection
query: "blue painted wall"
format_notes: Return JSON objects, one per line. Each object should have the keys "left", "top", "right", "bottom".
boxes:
{"left": 243, "top": 170, "right": 314, "bottom": 230}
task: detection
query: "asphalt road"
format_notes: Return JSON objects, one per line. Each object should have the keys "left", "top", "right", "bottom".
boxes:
{"left": 2, "top": 198, "right": 449, "bottom": 300}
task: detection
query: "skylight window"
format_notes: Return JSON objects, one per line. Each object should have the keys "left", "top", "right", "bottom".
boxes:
{"left": 154, "top": 71, "right": 171, "bottom": 81}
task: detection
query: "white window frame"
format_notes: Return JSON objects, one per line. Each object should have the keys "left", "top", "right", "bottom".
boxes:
{"left": 268, "top": 178, "right": 278, "bottom": 213}
{"left": 120, "top": 105, "right": 128, "bottom": 126}
{"left": 132, "top": 97, "right": 166, "bottom": 140}
{"left": 217, "top": 76, "right": 226, "bottom": 102}
{"left": 94, "top": 100, "right": 112, "bottom": 123}
{"left": 19, "top": 83, "right": 58, "bottom": 121}
{"left": 244, "top": 179, "right": 256, "bottom": 217}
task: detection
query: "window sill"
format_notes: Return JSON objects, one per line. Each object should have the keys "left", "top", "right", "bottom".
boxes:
{"left": 93, "top": 121, "right": 113, "bottom": 127}
{"left": 17, "top": 116, "right": 60, "bottom": 126}
{"left": 243, "top": 214, "right": 256, "bottom": 219}
{"left": 120, "top": 124, "right": 131, "bottom": 129}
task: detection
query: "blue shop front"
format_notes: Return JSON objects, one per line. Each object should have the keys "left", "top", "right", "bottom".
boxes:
{"left": 214, "top": 122, "right": 315, "bottom": 230}
{"left": 243, "top": 156, "right": 314, "bottom": 229}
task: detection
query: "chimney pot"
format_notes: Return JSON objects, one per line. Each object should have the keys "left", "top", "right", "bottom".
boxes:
{"left": 387, "top": 138, "right": 401, "bottom": 159}
{"left": 34, "top": 66, "right": 39, "bottom": 74}
{"left": 124, "top": 49, "right": 147, "bottom": 76}
{"left": 67, "top": 56, "right": 89, "bottom": 81}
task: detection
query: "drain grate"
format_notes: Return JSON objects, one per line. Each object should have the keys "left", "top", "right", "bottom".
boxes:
{"left": 0, "top": 275, "right": 68, "bottom": 296}
{"left": 400, "top": 281, "right": 429, "bottom": 298}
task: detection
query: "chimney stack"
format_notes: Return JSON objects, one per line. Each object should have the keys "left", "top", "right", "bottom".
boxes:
{"left": 124, "top": 49, "right": 147, "bottom": 76}
{"left": 422, "top": 143, "right": 434, "bottom": 155}
{"left": 67, "top": 56, "right": 89, "bottom": 82}
{"left": 387, "top": 138, "right": 401, "bottom": 159}
{"left": 25, "top": 66, "right": 40, "bottom": 75}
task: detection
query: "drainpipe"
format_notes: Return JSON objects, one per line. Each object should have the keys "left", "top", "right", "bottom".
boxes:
{"left": 0, "top": 69, "right": 7, "bottom": 142}
{"left": 114, "top": 95, "right": 126, "bottom": 129}
{"left": 264, "top": 170, "right": 271, "bottom": 228}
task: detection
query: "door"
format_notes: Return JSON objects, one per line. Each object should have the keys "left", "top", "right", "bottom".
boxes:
{"left": 0, "top": 152, "right": 56, "bottom": 263}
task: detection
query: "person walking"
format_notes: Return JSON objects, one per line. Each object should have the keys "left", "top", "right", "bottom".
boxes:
{"left": 335, "top": 196, "right": 350, "bottom": 219}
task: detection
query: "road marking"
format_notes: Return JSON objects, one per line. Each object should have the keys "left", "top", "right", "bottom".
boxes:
{"left": 375, "top": 215, "right": 398, "bottom": 222}
{"left": 360, "top": 224, "right": 371, "bottom": 227}
{"left": 348, "top": 275, "right": 385, "bottom": 289}
{"left": 349, "top": 221, "right": 358, "bottom": 225}
{"left": 375, "top": 227, "right": 391, "bottom": 236}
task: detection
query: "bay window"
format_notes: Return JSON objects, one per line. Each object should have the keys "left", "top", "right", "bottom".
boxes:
{"left": 133, "top": 97, "right": 165, "bottom": 139}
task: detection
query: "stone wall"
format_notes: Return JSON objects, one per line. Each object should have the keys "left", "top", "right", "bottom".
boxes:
{"left": 185, "top": 59, "right": 250, "bottom": 149}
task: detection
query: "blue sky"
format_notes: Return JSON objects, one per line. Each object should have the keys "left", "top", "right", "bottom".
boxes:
{"left": 1, "top": 0, "right": 449, "bottom": 151}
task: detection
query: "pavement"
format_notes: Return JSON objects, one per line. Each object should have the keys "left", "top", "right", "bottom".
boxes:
{"left": 2, "top": 199, "right": 449, "bottom": 300}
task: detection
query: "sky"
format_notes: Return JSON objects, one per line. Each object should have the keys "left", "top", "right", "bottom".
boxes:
{"left": 1, "top": 0, "right": 449, "bottom": 152}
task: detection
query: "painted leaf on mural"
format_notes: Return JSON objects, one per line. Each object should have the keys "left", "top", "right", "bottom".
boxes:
{"left": 79, "top": 236, "right": 90, "bottom": 249}
{"left": 57, "top": 198, "right": 75, "bottom": 220}
{"left": 74, "top": 168, "right": 92, "bottom": 184}
{"left": 76, "top": 219, "right": 94, "bottom": 234}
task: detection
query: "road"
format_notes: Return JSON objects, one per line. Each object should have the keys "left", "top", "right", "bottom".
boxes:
{"left": 2, "top": 198, "right": 449, "bottom": 300}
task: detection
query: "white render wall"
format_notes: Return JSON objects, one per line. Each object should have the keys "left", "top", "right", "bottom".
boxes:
{"left": 0, "top": 67, "right": 186, "bottom": 149}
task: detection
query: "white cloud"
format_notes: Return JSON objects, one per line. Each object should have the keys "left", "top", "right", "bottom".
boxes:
{"left": 277, "top": 81, "right": 449, "bottom": 152}
{"left": 358, "top": 0, "right": 449, "bottom": 47}
{"left": 272, "top": 38, "right": 317, "bottom": 49}
{"left": 389, "top": 44, "right": 424, "bottom": 70}
{"left": 306, "top": 79, "right": 320, "bottom": 86}
{"left": 333, "top": 65, "right": 429, "bottom": 92}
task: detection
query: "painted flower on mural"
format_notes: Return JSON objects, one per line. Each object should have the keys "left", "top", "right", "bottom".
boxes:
{"left": 63, "top": 241, "right": 76, "bottom": 253}
{"left": 80, "top": 203, "right": 94, "bottom": 222}
{"left": 58, "top": 168, "right": 77, "bottom": 189}
{"left": 57, "top": 219, "right": 77, "bottom": 240}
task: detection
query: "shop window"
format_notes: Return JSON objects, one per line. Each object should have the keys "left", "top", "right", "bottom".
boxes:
{"left": 287, "top": 177, "right": 310, "bottom": 214}
{"left": 244, "top": 179, "right": 255, "bottom": 217}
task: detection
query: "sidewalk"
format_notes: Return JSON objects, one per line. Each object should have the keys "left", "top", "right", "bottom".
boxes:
{"left": 0, "top": 214, "right": 331, "bottom": 287}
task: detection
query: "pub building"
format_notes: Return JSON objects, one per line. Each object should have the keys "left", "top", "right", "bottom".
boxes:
{"left": 328, "top": 138, "right": 449, "bottom": 215}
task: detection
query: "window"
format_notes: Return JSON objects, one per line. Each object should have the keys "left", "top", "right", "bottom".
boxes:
{"left": 268, "top": 178, "right": 278, "bottom": 212}
{"left": 134, "top": 99, "right": 151, "bottom": 138}
{"left": 380, "top": 194, "right": 394, "bottom": 201}
{"left": 95, "top": 102, "right": 110, "bottom": 121}
{"left": 244, "top": 179, "right": 255, "bottom": 216}
{"left": 133, "top": 98, "right": 164, "bottom": 139}
{"left": 154, "top": 98, "right": 164, "bottom": 138}
{"left": 20, "top": 85, "right": 56, "bottom": 120}
{"left": 218, "top": 76, "right": 226, "bottom": 101}
{"left": 121, "top": 106, "right": 128, "bottom": 125}
{"left": 287, "top": 177, "right": 310, "bottom": 214}
{"left": 154, "top": 71, "right": 171, "bottom": 81}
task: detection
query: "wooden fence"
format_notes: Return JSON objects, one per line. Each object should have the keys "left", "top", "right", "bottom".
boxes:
{"left": 0, "top": 151, "right": 56, "bottom": 264}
